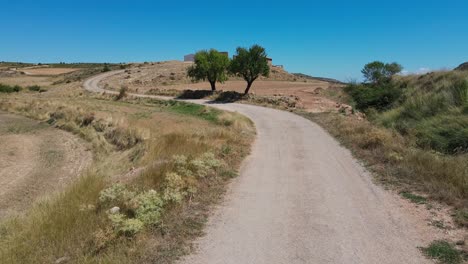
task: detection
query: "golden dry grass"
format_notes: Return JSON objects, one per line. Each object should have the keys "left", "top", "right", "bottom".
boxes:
{"left": 0, "top": 77, "right": 255, "bottom": 263}
{"left": 21, "top": 68, "right": 79, "bottom": 76}
{"left": 301, "top": 112, "right": 468, "bottom": 212}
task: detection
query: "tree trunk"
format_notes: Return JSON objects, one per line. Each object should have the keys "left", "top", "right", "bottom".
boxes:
{"left": 244, "top": 81, "right": 253, "bottom": 94}
{"left": 210, "top": 81, "right": 216, "bottom": 91}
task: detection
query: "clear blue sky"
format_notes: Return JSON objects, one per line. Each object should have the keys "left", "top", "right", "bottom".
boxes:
{"left": 1, "top": 0, "right": 467, "bottom": 81}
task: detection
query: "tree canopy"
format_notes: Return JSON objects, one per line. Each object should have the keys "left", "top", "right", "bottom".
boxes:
{"left": 230, "top": 45, "right": 270, "bottom": 94}
{"left": 361, "top": 61, "right": 402, "bottom": 84}
{"left": 187, "top": 49, "right": 230, "bottom": 91}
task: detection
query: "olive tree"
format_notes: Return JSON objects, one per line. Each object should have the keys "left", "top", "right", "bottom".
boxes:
{"left": 230, "top": 45, "right": 270, "bottom": 94}
{"left": 361, "top": 61, "right": 402, "bottom": 84}
{"left": 187, "top": 49, "right": 230, "bottom": 91}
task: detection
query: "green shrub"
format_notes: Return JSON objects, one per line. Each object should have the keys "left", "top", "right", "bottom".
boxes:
{"left": 421, "top": 240, "right": 462, "bottom": 264}
{"left": 134, "top": 190, "right": 164, "bottom": 225}
{"left": 99, "top": 184, "right": 135, "bottom": 205}
{"left": 108, "top": 213, "right": 144, "bottom": 237}
{"left": 345, "top": 83, "right": 402, "bottom": 111}
{"left": 27, "top": 85, "right": 41, "bottom": 92}
{"left": 102, "top": 64, "right": 111, "bottom": 72}
{"left": 415, "top": 115, "right": 468, "bottom": 154}
{"left": 0, "top": 83, "right": 21, "bottom": 93}
{"left": 115, "top": 86, "right": 127, "bottom": 101}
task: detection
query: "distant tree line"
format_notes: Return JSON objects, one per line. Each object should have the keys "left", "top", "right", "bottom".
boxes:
{"left": 187, "top": 45, "right": 270, "bottom": 94}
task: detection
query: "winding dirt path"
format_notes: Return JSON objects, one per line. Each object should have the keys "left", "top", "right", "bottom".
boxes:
{"left": 84, "top": 72, "right": 429, "bottom": 263}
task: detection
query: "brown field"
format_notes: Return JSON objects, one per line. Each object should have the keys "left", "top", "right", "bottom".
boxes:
{"left": 102, "top": 61, "right": 347, "bottom": 112}
{"left": 20, "top": 68, "right": 79, "bottom": 76}
{"left": 0, "top": 75, "right": 53, "bottom": 87}
{"left": 0, "top": 112, "right": 93, "bottom": 219}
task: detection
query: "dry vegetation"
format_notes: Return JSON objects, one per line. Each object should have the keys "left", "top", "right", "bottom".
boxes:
{"left": 300, "top": 69, "right": 468, "bottom": 228}
{"left": 0, "top": 69, "right": 254, "bottom": 263}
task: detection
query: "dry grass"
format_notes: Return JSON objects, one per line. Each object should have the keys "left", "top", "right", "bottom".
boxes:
{"left": 300, "top": 112, "right": 468, "bottom": 212}
{"left": 20, "top": 68, "right": 79, "bottom": 76}
{"left": 0, "top": 79, "right": 255, "bottom": 263}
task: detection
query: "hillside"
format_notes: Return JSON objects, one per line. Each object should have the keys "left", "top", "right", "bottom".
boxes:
{"left": 455, "top": 62, "right": 468, "bottom": 71}
{"left": 292, "top": 73, "right": 345, "bottom": 84}
{"left": 326, "top": 69, "right": 468, "bottom": 214}
{"left": 378, "top": 70, "right": 468, "bottom": 154}
{"left": 103, "top": 60, "right": 312, "bottom": 89}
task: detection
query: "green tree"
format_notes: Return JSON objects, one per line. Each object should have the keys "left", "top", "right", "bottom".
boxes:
{"left": 187, "top": 49, "right": 230, "bottom": 91}
{"left": 230, "top": 45, "right": 270, "bottom": 94}
{"left": 362, "top": 61, "right": 402, "bottom": 84}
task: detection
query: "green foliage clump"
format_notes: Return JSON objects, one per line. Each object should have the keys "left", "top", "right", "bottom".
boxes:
{"left": 345, "top": 82, "right": 402, "bottom": 111}
{"left": 102, "top": 64, "right": 111, "bottom": 72}
{"left": 108, "top": 213, "right": 144, "bottom": 237}
{"left": 230, "top": 44, "right": 270, "bottom": 94}
{"left": 27, "top": 85, "right": 41, "bottom": 92}
{"left": 361, "top": 61, "right": 402, "bottom": 84}
{"left": 163, "top": 153, "right": 223, "bottom": 202}
{"left": 0, "top": 83, "right": 21, "bottom": 93}
{"left": 375, "top": 72, "right": 468, "bottom": 154}
{"left": 134, "top": 190, "right": 165, "bottom": 225}
{"left": 421, "top": 240, "right": 462, "bottom": 264}
{"left": 99, "top": 183, "right": 135, "bottom": 205}
{"left": 99, "top": 152, "right": 222, "bottom": 236}
{"left": 187, "top": 49, "right": 230, "bottom": 91}
{"left": 115, "top": 86, "right": 128, "bottom": 101}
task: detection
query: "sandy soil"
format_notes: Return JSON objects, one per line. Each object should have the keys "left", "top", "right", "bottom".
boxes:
{"left": 86, "top": 71, "right": 467, "bottom": 263}
{"left": 0, "top": 75, "right": 53, "bottom": 87}
{"left": 0, "top": 112, "right": 92, "bottom": 218}
{"left": 20, "top": 68, "right": 79, "bottom": 76}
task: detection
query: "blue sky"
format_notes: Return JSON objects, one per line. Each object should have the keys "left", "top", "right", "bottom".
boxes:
{"left": 1, "top": 0, "right": 467, "bottom": 81}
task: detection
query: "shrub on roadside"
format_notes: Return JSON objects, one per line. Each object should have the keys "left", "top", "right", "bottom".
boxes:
{"left": 345, "top": 83, "right": 402, "bottom": 111}
{"left": 115, "top": 86, "right": 128, "bottom": 101}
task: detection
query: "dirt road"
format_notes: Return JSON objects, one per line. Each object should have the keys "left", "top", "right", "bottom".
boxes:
{"left": 84, "top": 72, "right": 428, "bottom": 263}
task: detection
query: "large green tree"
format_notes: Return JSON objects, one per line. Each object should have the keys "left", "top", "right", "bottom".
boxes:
{"left": 361, "top": 61, "right": 402, "bottom": 84}
{"left": 187, "top": 49, "right": 230, "bottom": 91}
{"left": 230, "top": 45, "right": 270, "bottom": 94}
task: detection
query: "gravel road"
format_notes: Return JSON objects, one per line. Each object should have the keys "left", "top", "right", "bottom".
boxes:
{"left": 84, "top": 72, "right": 428, "bottom": 264}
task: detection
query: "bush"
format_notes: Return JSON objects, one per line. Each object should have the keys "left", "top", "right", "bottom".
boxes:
{"left": 0, "top": 83, "right": 21, "bottom": 93}
{"left": 115, "top": 86, "right": 127, "bottom": 101}
{"left": 108, "top": 213, "right": 144, "bottom": 237}
{"left": 102, "top": 64, "right": 111, "bottom": 72}
{"left": 345, "top": 83, "right": 402, "bottom": 111}
{"left": 27, "top": 85, "right": 41, "bottom": 92}
{"left": 421, "top": 240, "right": 462, "bottom": 264}
{"left": 134, "top": 190, "right": 164, "bottom": 225}
{"left": 415, "top": 115, "right": 468, "bottom": 154}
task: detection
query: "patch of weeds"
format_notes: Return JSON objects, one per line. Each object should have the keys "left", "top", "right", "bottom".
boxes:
{"left": 133, "top": 111, "right": 152, "bottom": 119}
{"left": 453, "top": 209, "right": 468, "bottom": 227}
{"left": 421, "top": 240, "right": 462, "bottom": 264}
{"left": 430, "top": 220, "right": 446, "bottom": 229}
{"left": 219, "top": 169, "right": 237, "bottom": 178}
{"left": 400, "top": 191, "right": 427, "bottom": 204}
{"left": 221, "top": 145, "right": 232, "bottom": 156}
{"left": 167, "top": 101, "right": 221, "bottom": 123}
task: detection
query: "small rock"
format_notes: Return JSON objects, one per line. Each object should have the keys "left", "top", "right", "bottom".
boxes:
{"left": 55, "top": 256, "right": 70, "bottom": 264}
{"left": 109, "top": 206, "right": 120, "bottom": 214}
{"left": 456, "top": 240, "right": 465, "bottom": 245}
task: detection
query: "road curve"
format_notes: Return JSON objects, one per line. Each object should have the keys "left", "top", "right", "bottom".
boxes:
{"left": 84, "top": 72, "right": 428, "bottom": 264}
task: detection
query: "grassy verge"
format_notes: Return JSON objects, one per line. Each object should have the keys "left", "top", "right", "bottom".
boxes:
{"left": 0, "top": 90, "right": 254, "bottom": 263}
{"left": 421, "top": 240, "right": 463, "bottom": 264}
{"left": 298, "top": 112, "right": 468, "bottom": 222}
